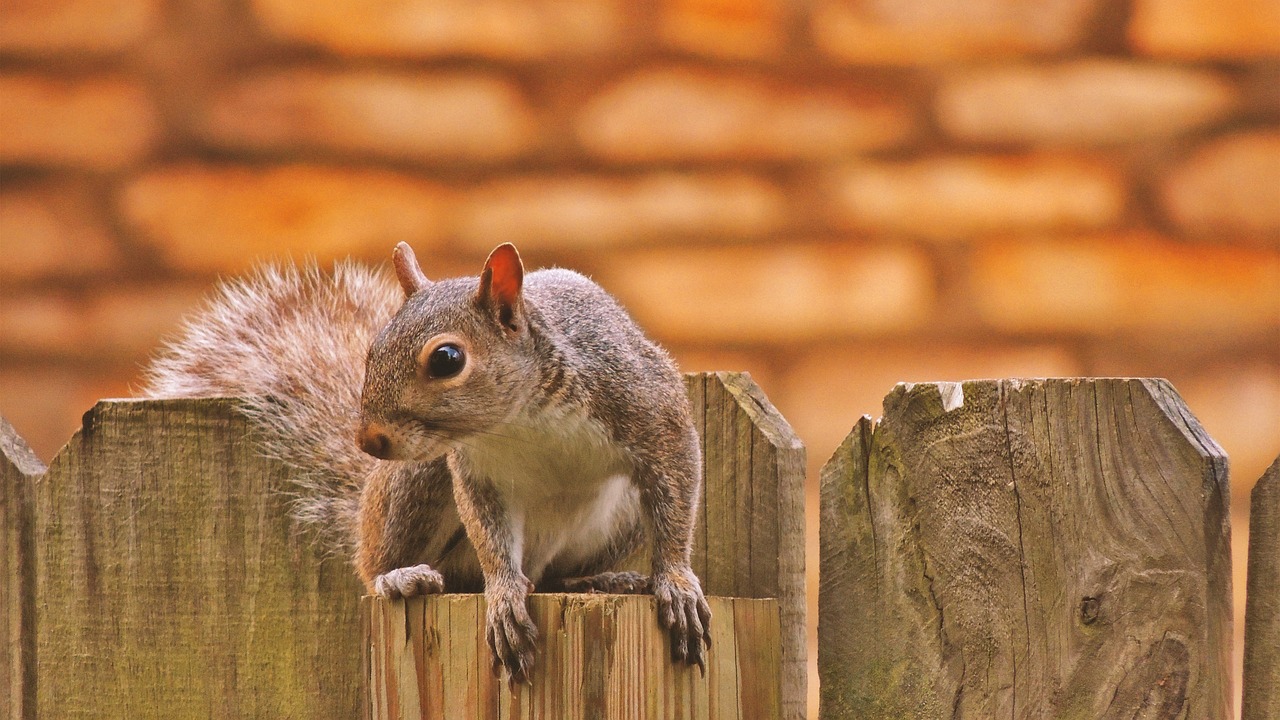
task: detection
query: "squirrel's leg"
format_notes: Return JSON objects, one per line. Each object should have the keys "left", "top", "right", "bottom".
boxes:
{"left": 449, "top": 459, "right": 537, "bottom": 689}
{"left": 357, "top": 460, "right": 454, "bottom": 598}
{"left": 636, "top": 426, "right": 713, "bottom": 674}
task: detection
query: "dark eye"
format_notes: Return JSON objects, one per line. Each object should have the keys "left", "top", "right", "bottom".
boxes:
{"left": 426, "top": 343, "right": 466, "bottom": 379}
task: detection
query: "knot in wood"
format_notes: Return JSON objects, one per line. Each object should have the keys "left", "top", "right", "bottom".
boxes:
{"left": 1080, "top": 596, "right": 1101, "bottom": 625}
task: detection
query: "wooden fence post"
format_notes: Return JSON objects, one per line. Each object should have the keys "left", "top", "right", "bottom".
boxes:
{"left": 685, "top": 372, "right": 807, "bottom": 720}
{"left": 1243, "top": 456, "right": 1279, "bottom": 720}
{"left": 365, "top": 371, "right": 805, "bottom": 719}
{"left": 819, "top": 379, "right": 1233, "bottom": 718}
{"left": 2, "top": 416, "right": 42, "bottom": 720}
{"left": 365, "top": 594, "right": 781, "bottom": 720}
{"left": 23, "top": 399, "right": 366, "bottom": 718}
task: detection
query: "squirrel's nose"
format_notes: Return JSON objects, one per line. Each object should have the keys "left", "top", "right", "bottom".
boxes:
{"left": 357, "top": 423, "right": 393, "bottom": 459}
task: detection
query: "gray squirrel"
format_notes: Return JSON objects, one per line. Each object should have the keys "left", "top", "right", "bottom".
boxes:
{"left": 142, "top": 242, "right": 711, "bottom": 685}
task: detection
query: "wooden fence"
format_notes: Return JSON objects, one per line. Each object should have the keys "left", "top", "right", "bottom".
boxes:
{"left": 2, "top": 374, "right": 1274, "bottom": 719}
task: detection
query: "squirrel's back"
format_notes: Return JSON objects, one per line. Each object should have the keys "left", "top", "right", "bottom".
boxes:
{"left": 141, "top": 261, "right": 401, "bottom": 553}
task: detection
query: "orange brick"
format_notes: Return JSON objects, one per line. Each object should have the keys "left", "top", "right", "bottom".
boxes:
{"left": 0, "top": 286, "right": 205, "bottom": 362}
{"left": 118, "top": 164, "right": 453, "bottom": 272}
{"left": 937, "top": 60, "right": 1236, "bottom": 146}
{"left": 0, "top": 365, "right": 134, "bottom": 462}
{"left": 775, "top": 342, "right": 1083, "bottom": 475}
{"left": 1130, "top": 0, "right": 1280, "bottom": 59}
{"left": 812, "top": 0, "right": 1096, "bottom": 65}
{"left": 249, "top": 0, "right": 625, "bottom": 59}
{"left": 0, "top": 74, "right": 159, "bottom": 170}
{"left": 826, "top": 155, "right": 1125, "bottom": 240}
{"left": 972, "top": 234, "right": 1280, "bottom": 334}
{"left": 1167, "top": 362, "right": 1280, "bottom": 502}
{"left": 0, "top": 181, "right": 119, "bottom": 280}
{"left": 667, "top": 348, "right": 780, "bottom": 396}
{"left": 577, "top": 69, "right": 912, "bottom": 163}
{"left": 592, "top": 241, "right": 934, "bottom": 344}
{"left": 660, "top": 0, "right": 785, "bottom": 59}
{"left": 458, "top": 174, "right": 786, "bottom": 252}
{"left": 201, "top": 70, "right": 536, "bottom": 164}
{"left": 1161, "top": 130, "right": 1280, "bottom": 242}
{"left": 0, "top": 0, "right": 158, "bottom": 55}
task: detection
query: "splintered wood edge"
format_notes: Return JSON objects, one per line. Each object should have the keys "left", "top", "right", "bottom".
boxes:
{"left": 1, "top": 414, "right": 45, "bottom": 478}
{"left": 1243, "top": 456, "right": 1280, "bottom": 720}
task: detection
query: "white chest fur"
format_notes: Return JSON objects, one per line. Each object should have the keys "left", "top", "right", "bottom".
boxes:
{"left": 458, "top": 406, "right": 641, "bottom": 581}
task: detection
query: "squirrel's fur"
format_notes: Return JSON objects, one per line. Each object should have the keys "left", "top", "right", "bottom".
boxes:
{"left": 140, "top": 244, "right": 711, "bottom": 684}
{"left": 141, "top": 262, "right": 400, "bottom": 556}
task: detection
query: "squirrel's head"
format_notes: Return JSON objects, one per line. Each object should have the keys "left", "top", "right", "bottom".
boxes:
{"left": 356, "top": 242, "right": 539, "bottom": 462}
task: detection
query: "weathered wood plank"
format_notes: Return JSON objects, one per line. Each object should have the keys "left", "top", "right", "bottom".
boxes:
{"left": 32, "top": 399, "right": 366, "bottom": 718}
{"left": 819, "top": 379, "right": 1233, "bottom": 719}
{"left": 686, "top": 372, "right": 806, "bottom": 720}
{"left": 1243, "top": 456, "right": 1279, "bottom": 720}
{"left": 2, "top": 415, "right": 43, "bottom": 720}
{"left": 366, "top": 594, "right": 780, "bottom": 720}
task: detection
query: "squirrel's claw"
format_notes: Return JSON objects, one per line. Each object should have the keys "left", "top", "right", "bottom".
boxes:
{"left": 652, "top": 568, "right": 712, "bottom": 676}
{"left": 485, "top": 584, "right": 538, "bottom": 688}
{"left": 373, "top": 564, "right": 445, "bottom": 599}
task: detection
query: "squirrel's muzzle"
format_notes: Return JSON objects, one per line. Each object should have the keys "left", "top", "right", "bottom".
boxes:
{"left": 356, "top": 422, "right": 394, "bottom": 460}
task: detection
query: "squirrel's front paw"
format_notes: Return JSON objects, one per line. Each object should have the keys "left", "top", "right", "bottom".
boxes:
{"left": 652, "top": 568, "right": 712, "bottom": 673}
{"left": 373, "top": 564, "right": 445, "bottom": 599}
{"left": 485, "top": 579, "right": 538, "bottom": 689}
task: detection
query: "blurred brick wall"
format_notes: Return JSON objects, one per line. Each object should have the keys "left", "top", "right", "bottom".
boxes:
{"left": 1, "top": 0, "right": 1278, "bottom": 715}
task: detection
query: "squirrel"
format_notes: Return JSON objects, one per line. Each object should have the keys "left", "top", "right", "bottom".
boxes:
{"left": 141, "top": 242, "right": 711, "bottom": 685}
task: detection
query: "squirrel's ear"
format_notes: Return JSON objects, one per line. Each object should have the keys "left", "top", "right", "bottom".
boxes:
{"left": 392, "top": 242, "right": 431, "bottom": 298}
{"left": 477, "top": 243, "right": 524, "bottom": 330}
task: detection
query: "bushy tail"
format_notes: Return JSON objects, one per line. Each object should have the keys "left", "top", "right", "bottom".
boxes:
{"left": 140, "top": 261, "right": 401, "bottom": 557}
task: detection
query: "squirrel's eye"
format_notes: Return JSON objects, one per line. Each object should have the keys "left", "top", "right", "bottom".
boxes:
{"left": 426, "top": 343, "right": 466, "bottom": 379}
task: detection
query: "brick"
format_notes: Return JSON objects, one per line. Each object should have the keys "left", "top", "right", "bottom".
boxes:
{"left": 0, "top": 181, "right": 119, "bottom": 280}
{"left": 0, "top": 0, "right": 158, "bottom": 55}
{"left": 118, "top": 164, "right": 453, "bottom": 272}
{"left": 1168, "top": 362, "right": 1280, "bottom": 499}
{"left": 577, "top": 69, "right": 912, "bottom": 163}
{"left": 972, "top": 234, "right": 1280, "bottom": 334}
{"left": 458, "top": 174, "right": 786, "bottom": 252}
{"left": 1130, "top": 0, "right": 1280, "bottom": 60}
{"left": 826, "top": 155, "right": 1124, "bottom": 240}
{"left": 0, "top": 285, "right": 205, "bottom": 361}
{"left": 201, "top": 70, "right": 536, "bottom": 164}
{"left": 775, "top": 342, "right": 1083, "bottom": 474}
{"left": 660, "top": 0, "right": 785, "bottom": 59}
{"left": 0, "top": 74, "right": 159, "bottom": 170}
{"left": 668, "top": 348, "right": 780, "bottom": 397}
{"left": 592, "top": 241, "right": 934, "bottom": 344}
{"left": 937, "top": 60, "right": 1237, "bottom": 146}
{"left": 1161, "top": 130, "right": 1280, "bottom": 242}
{"left": 0, "top": 366, "right": 133, "bottom": 462}
{"left": 812, "top": 0, "right": 1097, "bottom": 65}
{"left": 249, "top": 0, "right": 625, "bottom": 59}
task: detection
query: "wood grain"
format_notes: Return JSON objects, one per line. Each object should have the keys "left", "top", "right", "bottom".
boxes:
{"left": 1243, "top": 455, "right": 1279, "bottom": 720}
{"left": 31, "top": 399, "right": 366, "bottom": 718}
{"left": 687, "top": 372, "right": 806, "bottom": 720}
{"left": 2, "top": 415, "right": 43, "bottom": 720}
{"left": 819, "top": 378, "right": 1233, "bottom": 719}
{"left": 365, "top": 594, "right": 781, "bottom": 720}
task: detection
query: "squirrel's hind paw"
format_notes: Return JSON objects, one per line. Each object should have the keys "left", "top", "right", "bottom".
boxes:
{"left": 558, "top": 571, "right": 651, "bottom": 594}
{"left": 373, "top": 564, "right": 446, "bottom": 600}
